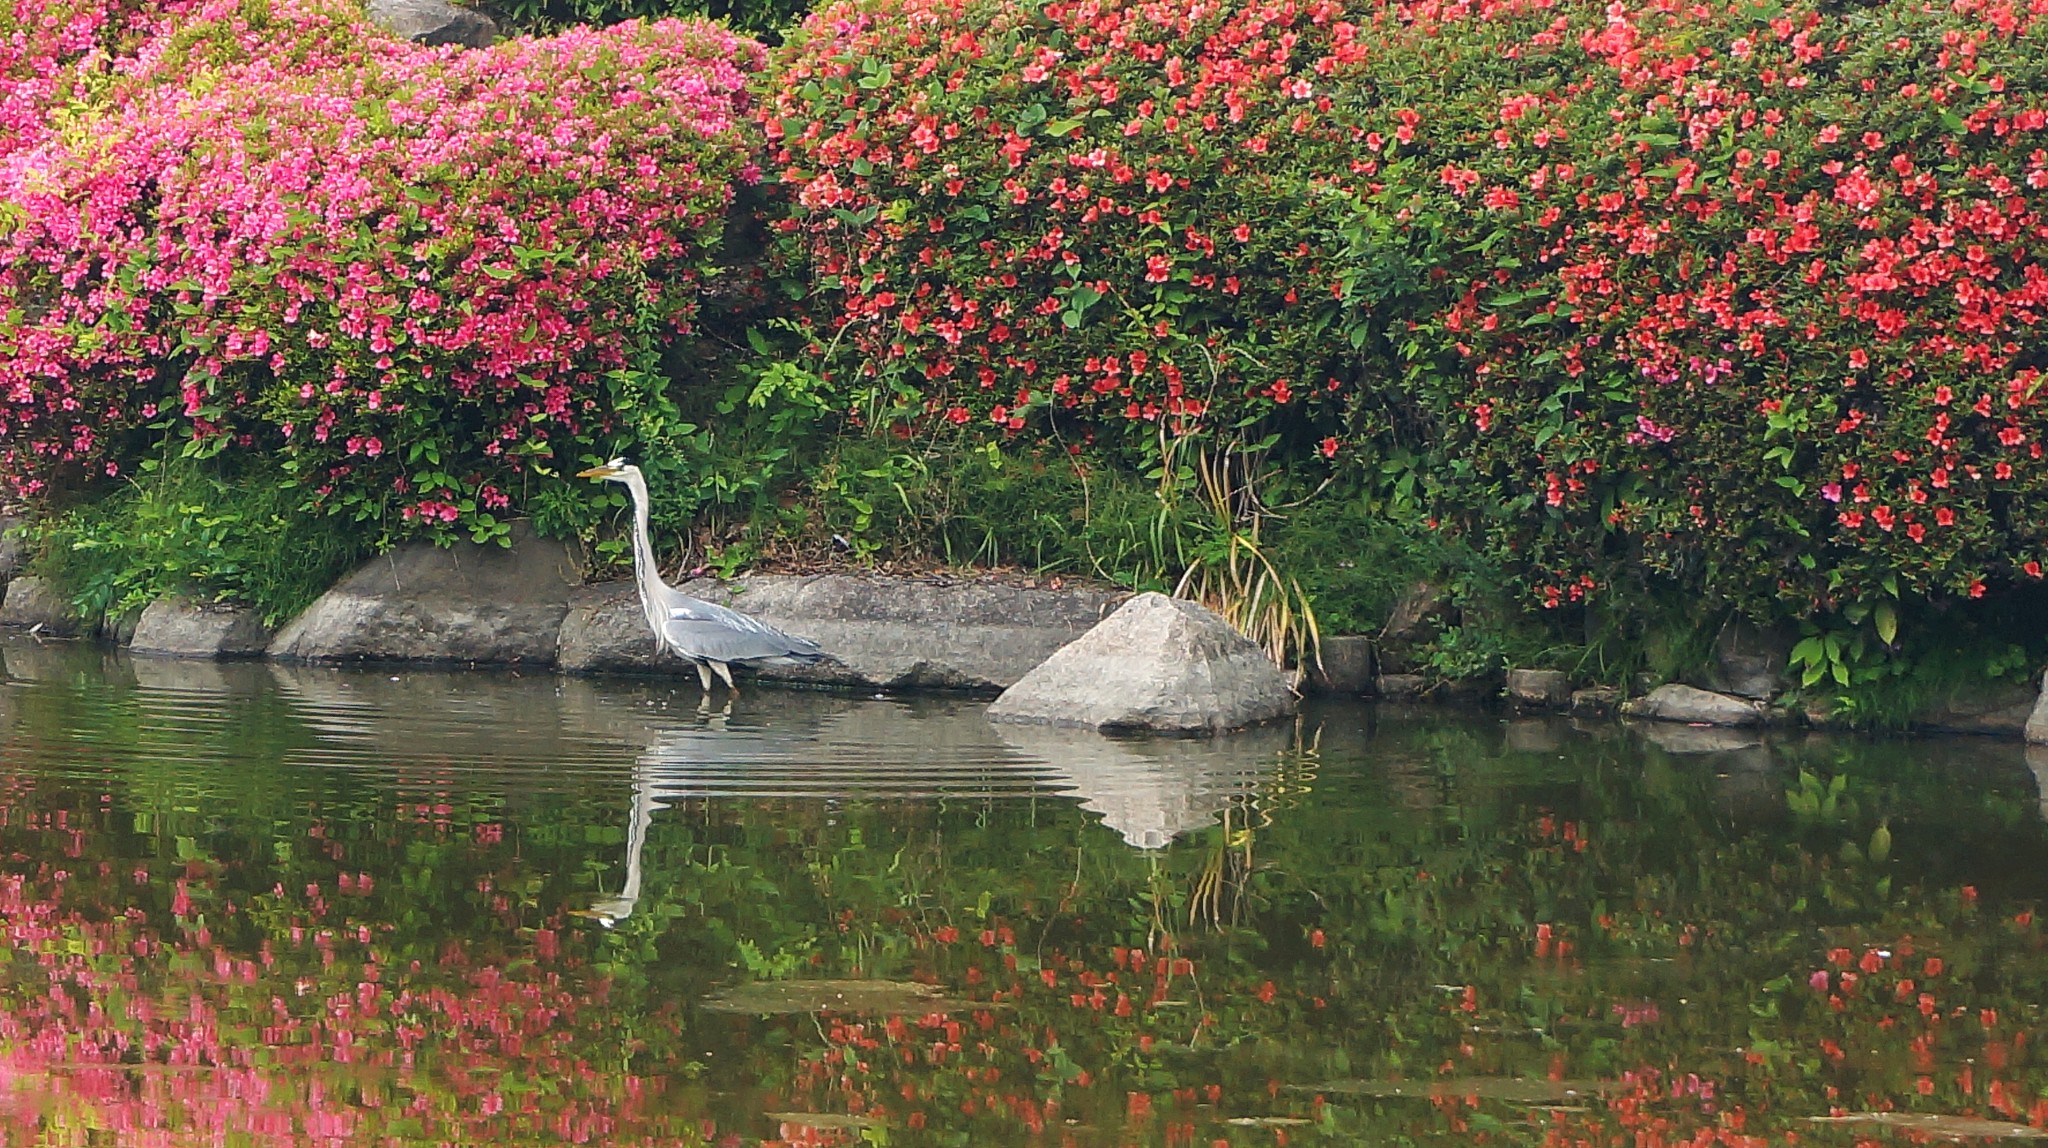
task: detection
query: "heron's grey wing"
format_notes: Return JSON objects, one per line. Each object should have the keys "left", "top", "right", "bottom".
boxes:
{"left": 659, "top": 616, "right": 822, "bottom": 663}
{"left": 657, "top": 590, "right": 824, "bottom": 661}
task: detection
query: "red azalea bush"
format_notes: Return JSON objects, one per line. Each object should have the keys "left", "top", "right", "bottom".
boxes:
{"left": 1361, "top": 0, "right": 2048, "bottom": 625}
{"left": 768, "top": 0, "right": 2048, "bottom": 635}
{"left": 763, "top": 0, "right": 1368, "bottom": 448}
{"left": 0, "top": 0, "right": 761, "bottom": 529}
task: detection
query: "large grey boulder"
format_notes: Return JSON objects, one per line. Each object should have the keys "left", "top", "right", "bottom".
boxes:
{"left": 1621, "top": 683, "right": 1768, "bottom": 726}
{"left": 366, "top": 0, "right": 499, "bottom": 47}
{"left": 269, "top": 522, "right": 579, "bottom": 664}
{"left": 129, "top": 597, "right": 270, "bottom": 659}
{"left": 0, "top": 575, "right": 80, "bottom": 635}
{"left": 985, "top": 593, "right": 1294, "bottom": 734}
{"left": 558, "top": 574, "right": 1126, "bottom": 692}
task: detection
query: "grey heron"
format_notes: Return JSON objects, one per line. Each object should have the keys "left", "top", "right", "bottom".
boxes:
{"left": 578, "top": 458, "right": 826, "bottom": 694}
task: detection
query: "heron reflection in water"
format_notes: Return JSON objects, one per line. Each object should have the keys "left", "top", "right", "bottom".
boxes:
{"left": 578, "top": 458, "right": 826, "bottom": 696}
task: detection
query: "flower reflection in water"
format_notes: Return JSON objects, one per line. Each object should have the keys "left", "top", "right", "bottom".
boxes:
{"left": 0, "top": 643, "right": 2046, "bottom": 1144}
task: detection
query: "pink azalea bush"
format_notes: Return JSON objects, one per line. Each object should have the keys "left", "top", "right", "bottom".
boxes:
{"left": 0, "top": 0, "right": 761, "bottom": 531}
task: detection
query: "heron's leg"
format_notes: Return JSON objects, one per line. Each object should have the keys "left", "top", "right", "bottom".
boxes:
{"left": 693, "top": 660, "right": 714, "bottom": 695}
{"left": 711, "top": 660, "right": 737, "bottom": 694}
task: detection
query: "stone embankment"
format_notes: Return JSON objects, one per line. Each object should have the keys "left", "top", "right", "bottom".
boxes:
{"left": 7, "top": 522, "right": 2048, "bottom": 740}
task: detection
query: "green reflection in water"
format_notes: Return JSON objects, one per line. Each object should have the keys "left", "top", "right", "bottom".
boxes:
{"left": 0, "top": 638, "right": 2045, "bottom": 1145}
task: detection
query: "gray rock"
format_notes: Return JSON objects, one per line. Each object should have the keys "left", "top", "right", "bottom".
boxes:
{"left": 2027, "top": 671, "right": 2048, "bottom": 745}
{"left": 1704, "top": 617, "right": 1793, "bottom": 699}
{"left": 1382, "top": 581, "right": 1452, "bottom": 644}
{"left": 1306, "top": 635, "right": 1375, "bottom": 695}
{"left": 0, "top": 576, "right": 80, "bottom": 635}
{"left": 102, "top": 607, "right": 141, "bottom": 646}
{"left": 559, "top": 574, "right": 1125, "bottom": 692}
{"left": 1913, "top": 679, "right": 2037, "bottom": 737}
{"left": 1374, "top": 673, "right": 1429, "bottom": 698}
{"left": 129, "top": 597, "right": 271, "bottom": 658}
{"left": 1621, "top": 683, "right": 1767, "bottom": 726}
{"left": 269, "top": 522, "right": 579, "bottom": 665}
{"left": 1506, "top": 668, "right": 1570, "bottom": 708}
{"left": 1570, "top": 686, "right": 1623, "bottom": 717}
{"left": 985, "top": 593, "right": 1294, "bottom": 734}
{"left": 1376, "top": 581, "right": 1452, "bottom": 674}
{"left": 365, "top": 0, "right": 499, "bottom": 47}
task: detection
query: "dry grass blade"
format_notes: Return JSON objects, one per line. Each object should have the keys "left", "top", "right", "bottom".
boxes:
{"left": 1170, "top": 442, "right": 1322, "bottom": 683}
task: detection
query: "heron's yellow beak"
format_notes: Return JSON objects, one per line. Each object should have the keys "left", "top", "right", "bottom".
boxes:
{"left": 577, "top": 464, "right": 618, "bottom": 479}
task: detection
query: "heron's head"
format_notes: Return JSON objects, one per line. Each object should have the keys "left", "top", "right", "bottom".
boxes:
{"left": 576, "top": 457, "right": 637, "bottom": 483}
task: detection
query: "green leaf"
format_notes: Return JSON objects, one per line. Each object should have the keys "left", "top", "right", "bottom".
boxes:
{"left": 1873, "top": 601, "right": 1898, "bottom": 646}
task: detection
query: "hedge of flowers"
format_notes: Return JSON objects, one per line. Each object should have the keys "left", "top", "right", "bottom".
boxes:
{"left": 0, "top": 0, "right": 760, "bottom": 529}
{"left": 768, "top": 0, "right": 2048, "bottom": 624}
{"left": 764, "top": 0, "right": 1361, "bottom": 444}
{"left": 12, "top": 0, "right": 2048, "bottom": 640}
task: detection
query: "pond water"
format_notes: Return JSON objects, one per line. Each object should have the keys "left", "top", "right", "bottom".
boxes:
{"left": 2, "top": 638, "right": 2048, "bottom": 1145}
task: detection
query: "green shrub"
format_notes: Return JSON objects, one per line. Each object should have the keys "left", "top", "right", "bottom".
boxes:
{"left": 28, "top": 455, "right": 367, "bottom": 626}
{"left": 488, "top": 0, "right": 810, "bottom": 38}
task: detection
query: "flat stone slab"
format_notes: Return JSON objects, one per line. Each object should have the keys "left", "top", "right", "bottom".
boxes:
{"left": 1570, "top": 686, "right": 1622, "bottom": 717}
{"left": 1621, "top": 683, "right": 1767, "bottom": 726}
{"left": 986, "top": 592, "right": 1294, "bottom": 734}
{"left": 1374, "top": 673, "right": 1428, "bottom": 698}
{"left": 1914, "top": 679, "right": 2036, "bottom": 738}
{"left": 1506, "top": 668, "right": 1570, "bottom": 707}
{"left": 129, "top": 597, "right": 271, "bottom": 658}
{"left": 269, "top": 522, "right": 579, "bottom": 665}
{"left": 558, "top": 574, "right": 1126, "bottom": 692}
{"left": 0, "top": 575, "right": 80, "bottom": 636}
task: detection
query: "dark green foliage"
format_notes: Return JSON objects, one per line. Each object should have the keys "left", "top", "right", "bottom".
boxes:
{"left": 484, "top": 0, "right": 808, "bottom": 38}
{"left": 26, "top": 453, "right": 368, "bottom": 627}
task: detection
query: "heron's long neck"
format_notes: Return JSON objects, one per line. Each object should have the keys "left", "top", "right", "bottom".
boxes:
{"left": 624, "top": 472, "right": 671, "bottom": 599}
{"left": 620, "top": 765, "right": 657, "bottom": 902}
